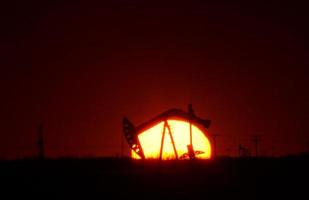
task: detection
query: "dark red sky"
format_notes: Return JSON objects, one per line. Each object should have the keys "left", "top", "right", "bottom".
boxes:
{"left": 1, "top": 1, "right": 308, "bottom": 158}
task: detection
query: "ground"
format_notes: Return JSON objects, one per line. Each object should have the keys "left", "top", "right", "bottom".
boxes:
{"left": 0, "top": 156, "right": 308, "bottom": 199}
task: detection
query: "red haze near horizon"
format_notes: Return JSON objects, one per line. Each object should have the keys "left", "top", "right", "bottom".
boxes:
{"left": 0, "top": 1, "right": 308, "bottom": 159}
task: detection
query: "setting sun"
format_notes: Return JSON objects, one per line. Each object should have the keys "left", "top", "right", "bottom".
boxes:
{"left": 131, "top": 119, "right": 212, "bottom": 160}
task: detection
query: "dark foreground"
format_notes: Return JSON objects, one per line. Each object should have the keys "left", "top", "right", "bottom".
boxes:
{"left": 0, "top": 156, "right": 308, "bottom": 199}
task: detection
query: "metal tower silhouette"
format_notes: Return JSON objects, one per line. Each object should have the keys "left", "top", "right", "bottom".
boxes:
{"left": 251, "top": 135, "right": 261, "bottom": 157}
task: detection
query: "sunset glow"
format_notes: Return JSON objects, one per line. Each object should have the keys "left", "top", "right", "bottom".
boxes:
{"left": 131, "top": 120, "right": 212, "bottom": 159}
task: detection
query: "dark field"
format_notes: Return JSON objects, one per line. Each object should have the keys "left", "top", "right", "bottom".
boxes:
{"left": 0, "top": 156, "right": 308, "bottom": 199}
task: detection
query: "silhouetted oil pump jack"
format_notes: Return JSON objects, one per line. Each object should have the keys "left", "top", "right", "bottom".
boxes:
{"left": 37, "top": 123, "right": 45, "bottom": 160}
{"left": 123, "top": 104, "right": 212, "bottom": 160}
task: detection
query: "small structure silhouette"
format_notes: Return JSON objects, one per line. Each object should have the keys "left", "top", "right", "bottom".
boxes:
{"left": 251, "top": 135, "right": 261, "bottom": 157}
{"left": 238, "top": 144, "right": 251, "bottom": 157}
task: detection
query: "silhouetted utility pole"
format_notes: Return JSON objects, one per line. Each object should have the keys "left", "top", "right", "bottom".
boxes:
{"left": 188, "top": 104, "right": 195, "bottom": 160}
{"left": 38, "top": 123, "right": 45, "bottom": 160}
{"left": 251, "top": 135, "right": 261, "bottom": 157}
{"left": 188, "top": 104, "right": 194, "bottom": 147}
{"left": 211, "top": 134, "right": 220, "bottom": 158}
